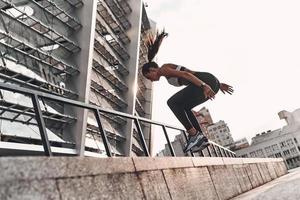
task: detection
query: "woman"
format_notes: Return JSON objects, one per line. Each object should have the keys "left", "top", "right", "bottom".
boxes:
{"left": 142, "top": 30, "right": 233, "bottom": 153}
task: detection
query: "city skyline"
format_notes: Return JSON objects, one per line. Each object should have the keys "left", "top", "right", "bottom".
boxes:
{"left": 146, "top": 0, "right": 300, "bottom": 153}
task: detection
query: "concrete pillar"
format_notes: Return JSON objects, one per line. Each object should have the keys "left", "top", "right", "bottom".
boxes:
{"left": 64, "top": 0, "right": 97, "bottom": 156}
{"left": 122, "top": 0, "right": 143, "bottom": 156}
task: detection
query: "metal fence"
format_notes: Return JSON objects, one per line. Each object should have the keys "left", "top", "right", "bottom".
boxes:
{"left": 0, "top": 82, "right": 236, "bottom": 157}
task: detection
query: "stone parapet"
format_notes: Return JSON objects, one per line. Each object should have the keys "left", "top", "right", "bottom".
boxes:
{"left": 0, "top": 157, "right": 287, "bottom": 200}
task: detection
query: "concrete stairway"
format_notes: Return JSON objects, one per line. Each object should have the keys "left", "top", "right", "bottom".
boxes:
{"left": 0, "top": 157, "right": 287, "bottom": 200}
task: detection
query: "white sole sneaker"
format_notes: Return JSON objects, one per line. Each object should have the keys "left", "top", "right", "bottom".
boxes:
{"left": 191, "top": 141, "right": 210, "bottom": 153}
{"left": 184, "top": 134, "right": 206, "bottom": 153}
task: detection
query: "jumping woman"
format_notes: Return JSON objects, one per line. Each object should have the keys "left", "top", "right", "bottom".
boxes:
{"left": 142, "top": 30, "right": 234, "bottom": 153}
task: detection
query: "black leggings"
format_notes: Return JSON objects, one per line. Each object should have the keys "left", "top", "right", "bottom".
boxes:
{"left": 167, "top": 72, "right": 220, "bottom": 132}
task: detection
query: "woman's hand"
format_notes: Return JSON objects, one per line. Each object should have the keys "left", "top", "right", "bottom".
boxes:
{"left": 203, "top": 84, "right": 216, "bottom": 100}
{"left": 220, "top": 83, "right": 234, "bottom": 95}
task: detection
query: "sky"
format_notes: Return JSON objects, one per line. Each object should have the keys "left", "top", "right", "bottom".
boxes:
{"left": 145, "top": 0, "right": 300, "bottom": 154}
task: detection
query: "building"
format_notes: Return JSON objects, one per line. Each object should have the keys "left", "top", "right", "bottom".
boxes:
{"left": 207, "top": 120, "right": 234, "bottom": 147}
{"left": 235, "top": 109, "right": 300, "bottom": 169}
{"left": 228, "top": 138, "right": 249, "bottom": 151}
{"left": 193, "top": 107, "right": 213, "bottom": 137}
{"left": 0, "top": 0, "right": 155, "bottom": 157}
{"left": 193, "top": 107, "right": 234, "bottom": 147}
{"left": 157, "top": 134, "right": 187, "bottom": 157}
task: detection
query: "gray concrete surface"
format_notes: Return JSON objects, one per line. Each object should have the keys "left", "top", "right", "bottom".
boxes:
{"left": 232, "top": 167, "right": 300, "bottom": 200}
{"left": 0, "top": 157, "right": 288, "bottom": 200}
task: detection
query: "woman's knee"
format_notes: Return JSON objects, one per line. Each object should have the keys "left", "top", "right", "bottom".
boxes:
{"left": 167, "top": 97, "right": 176, "bottom": 108}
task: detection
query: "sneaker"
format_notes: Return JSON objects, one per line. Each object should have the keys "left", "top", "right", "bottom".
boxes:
{"left": 183, "top": 132, "right": 205, "bottom": 153}
{"left": 191, "top": 139, "right": 210, "bottom": 153}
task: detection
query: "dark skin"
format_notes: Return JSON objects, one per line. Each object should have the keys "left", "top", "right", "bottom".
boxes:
{"left": 144, "top": 63, "right": 234, "bottom": 136}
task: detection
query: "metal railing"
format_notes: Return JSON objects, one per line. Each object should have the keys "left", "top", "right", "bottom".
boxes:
{"left": 0, "top": 82, "right": 236, "bottom": 158}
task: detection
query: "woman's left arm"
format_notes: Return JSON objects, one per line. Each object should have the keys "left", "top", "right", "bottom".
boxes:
{"left": 160, "top": 64, "right": 204, "bottom": 87}
{"left": 160, "top": 65, "right": 216, "bottom": 99}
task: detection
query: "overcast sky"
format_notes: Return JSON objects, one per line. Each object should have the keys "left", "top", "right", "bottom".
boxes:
{"left": 145, "top": 0, "right": 300, "bottom": 153}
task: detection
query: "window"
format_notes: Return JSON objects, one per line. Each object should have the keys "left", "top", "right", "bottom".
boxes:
{"left": 272, "top": 144, "right": 279, "bottom": 151}
{"left": 265, "top": 146, "right": 272, "bottom": 153}
{"left": 283, "top": 150, "right": 290, "bottom": 156}
{"left": 250, "top": 151, "right": 257, "bottom": 157}
{"left": 294, "top": 138, "right": 298, "bottom": 144}
{"left": 286, "top": 139, "right": 294, "bottom": 147}
{"left": 6, "top": 6, "right": 34, "bottom": 19}
{"left": 275, "top": 153, "right": 282, "bottom": 158}
{"left": 280, "top": 141, "right": 286, "bottom": 148}
{"left": 256, "top": 149, "right": 265, "bottom": 157}
{"left": 41, "top": 44, "right": 60, "bottom": 52}
{"left": 290, "top": 148, "right": 297, "bottom": 154}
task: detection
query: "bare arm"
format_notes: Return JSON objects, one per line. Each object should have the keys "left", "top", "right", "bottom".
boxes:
{"left": 160, "top": 64, "right": 205, "bottom": 87}
{"left": 160, "top": 64, "right": 216, "bottom": 99}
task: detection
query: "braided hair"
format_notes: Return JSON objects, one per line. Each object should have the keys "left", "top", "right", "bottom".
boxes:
{"left": 142, "top": 29, "right": 168, "bottom": 76}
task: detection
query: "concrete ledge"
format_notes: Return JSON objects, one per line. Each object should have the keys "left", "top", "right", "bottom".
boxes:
{"left": 232, "top": 165, "right": 253, "bottom": 192}
{"left": 0, "top": 157, "right": 288, "bottom": 200}
{"left": 0, "top": 179, "right": 60, "bottom": 200}
{"left": 192, "top": 157, "right": 224, "bottom": 166}
{"left": 223, "top": 157, "right": 244, "bottom": 165}
{"left": 57, "top": 173, "right": 145, "bottom": 200}
{"left": 137, "top": 170, "right": 171, "bottom": 200}
{"left": 208, "top": 165, "right": 242, "bottom": 199}
{"left": 0, "top": 157, "right": 68, "bottom": 184}
{"left": 133, "top": 157, "right": 194, "bottom": 171}
{"left": 0, "top": 157, "right": 136, "bottom": 184}
{"left": 245, "top": 163, "right": 265, "bottom": 188}
{"left": 242, "top": 158, "right": 283, "bottom": 164}
{"left": 163, "top": 167, "right": 219, "bottom": 200}
{"left": 63, "top": 157, "right": 136, "bottom": 176}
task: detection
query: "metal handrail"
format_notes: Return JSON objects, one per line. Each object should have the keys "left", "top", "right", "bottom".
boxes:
{"left": 0, "top": 82, "right": 236, "bottom": 157}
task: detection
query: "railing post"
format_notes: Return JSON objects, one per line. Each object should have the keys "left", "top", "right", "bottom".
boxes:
{"left": 162, "top": 125, "right": 176, "bottom": 157}
{"left": 94, "top": 109, "right": 112, "bottom": 157}
{"left": 212, "top": 145, "right": 218, "bottom": 157}
{"left": 226, "top": 150, "right": 232, "bottom": 157}
{"left": 182, "top": 130, "right": 194, "bottom": 157}
{"left": 224, "top": 149, "right": 229, "bottom": 157}
{"left": 134, "top": 118, "right": 150, "bottom": 156}
{"left": 206, "top": 145, "right": 212, "bottom": 157}
{"left": 220, "top": 148, "right": 226, "bottom": 157}
{"left": 31, "top": 94, "right": 52, "bottom": 156}
{"left": 199, "top": 150, "right": 204, "bottom": 157}
{"left": 217, "top": 146, "right": 223, "bottom": 157}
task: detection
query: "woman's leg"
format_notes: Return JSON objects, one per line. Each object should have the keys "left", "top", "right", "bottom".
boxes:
{"left": 167, "top": 84, "right": 207, "bottom": 135}
{"left": 185, "top": 109, "right": 202, "bottom": 132}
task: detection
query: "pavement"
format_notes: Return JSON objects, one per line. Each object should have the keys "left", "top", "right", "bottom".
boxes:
{"left": 232, "top": 167, "right": 300, "bottom": 200}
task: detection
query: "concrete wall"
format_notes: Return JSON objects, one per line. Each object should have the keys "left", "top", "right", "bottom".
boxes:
{"left": 0, "top": 157, "right": 287, "bottom": 200}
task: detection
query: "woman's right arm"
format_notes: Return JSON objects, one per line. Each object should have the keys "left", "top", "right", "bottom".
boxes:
{"left": 220, "top": 83, "right": 234, "bottom": 95}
